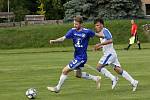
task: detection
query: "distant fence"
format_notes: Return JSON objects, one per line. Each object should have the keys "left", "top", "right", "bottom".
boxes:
{"left": 0, "top": 14, "right": 63, "bottom": 27}
{"left": 0, "top": 22, "right": 15, "bottom": 27}
{"left": 0, "top": 20, "right": 64, "bottom": 27}
{"left": 25, "top": 15, "right": 63, "bottom": 25}
{"left": 24, "top": 20, "right": 63, "bottom": 25}
{"left": 0, "top": 12, "right": 15, "bottom": 27}
{"left": 0, "top": 12, "right": 15, "bottom": 19}
{"left": 25, "top": 15, "right": 45, "bottom": 25}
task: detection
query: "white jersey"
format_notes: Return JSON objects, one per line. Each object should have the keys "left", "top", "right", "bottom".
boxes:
{"left": 99, "top": 28, "right": 116, "bottom": 55}
{"left": 98, "top": 28, "right": 121, "bottom": 67}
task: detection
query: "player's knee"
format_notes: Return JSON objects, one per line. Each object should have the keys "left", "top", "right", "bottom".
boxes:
{"left": 75, "top": 70, "right": 81, "bottom": 78}
{"left": 75, "top": 74, "right": 81, "bottom": 78}
{"left": 96, "top": 67, "right": 101, "bottom": 72}
{"left": 75, "top": 72, "right": 81, "bottom": 78}
{"left": 114, "top": 66, "right": 123, "bottom": 75}
{"left": 62, "top": 67, "right": 70, "bottom": 75}
{"left": 137, "top": 41, "right": 140, "bottom": 44}
{"left": 96, "top": 64, "right": 104, "bottom": 72}
{"left": 62, "top": 70, "right": 68, "bottom": 75}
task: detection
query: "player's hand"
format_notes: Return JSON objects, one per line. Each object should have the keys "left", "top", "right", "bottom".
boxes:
{"left": 93, "top": 43, "right": 102, "bottom": 51}
{"left": 49, "top": 40, "right": 55, "bottom": 44}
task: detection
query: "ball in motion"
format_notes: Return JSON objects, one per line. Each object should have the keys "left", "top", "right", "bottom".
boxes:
{"left": 25, "top": 88, "right": 37, "bottom": 99}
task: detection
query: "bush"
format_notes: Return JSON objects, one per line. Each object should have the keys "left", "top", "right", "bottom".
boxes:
{"left": 0, "top": 19, "right": 149, "bottom": 49}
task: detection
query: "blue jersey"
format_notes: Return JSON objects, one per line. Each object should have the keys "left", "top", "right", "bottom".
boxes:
{"left": 65, "top": 28, "right": 95, "bottom": 60}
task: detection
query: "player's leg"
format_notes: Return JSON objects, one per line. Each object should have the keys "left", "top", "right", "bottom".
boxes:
{"left": 75, "top": 69, "right": 101, "bottom": 89}
{"left": 114, "top": 66, "right": 138, "bottom": 91}
{"left": 56, "top": 66, "right": 72, "bottom": 90}
{"left": 137, "top": 41, "right": 141, "bottom": 49}
{"left": 74, "top": 58, "right": 101, "bottom": 89}
{"left": 124, "top": 36, "right": 135, "bottom": 50}
{"left": 136, "top": 35, "right": 141, "bottom": 49}
{"left": 113, "top": 56, "right": 139, "bottom": 91}
{"left": 71, "top": 58, "right": 98, "bottom": 81}
{"left": 47, "top": 65, "right": 72, "bottom": 93}
{"left": 96, "top": 54, "right": 118, "bottom": 89}
{"left": 75, "top": 66, "right": 99, "bottom": 81}
{"left": 97, "top": 63, "right": 118, "bottom": 89}
{"left": 114, "top": 66, "right": 135, "bottom": 83}
{"left": 126, "top": 44, "right": 131, "bottom": 50}
{"left": 47, "top": 58, "right": 82, "bottom": 92}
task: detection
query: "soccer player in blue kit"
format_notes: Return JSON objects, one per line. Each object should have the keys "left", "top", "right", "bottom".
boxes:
{"left": 47, "top": 16, "right": 102, "bottom": 93}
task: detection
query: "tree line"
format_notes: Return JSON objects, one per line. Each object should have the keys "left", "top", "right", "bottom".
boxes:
{"left": 0, "top": 0, "right": 144, "bottom": 22}
{"left": 64, "top": 0, "right": 144, "bottom": 20}
{"left": 0, "top": 0, "right": 69, "bottom": 21}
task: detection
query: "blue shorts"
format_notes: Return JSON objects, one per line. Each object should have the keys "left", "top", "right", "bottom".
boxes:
{"left": 68, "top": 57, "right": 87, "bottom": 70}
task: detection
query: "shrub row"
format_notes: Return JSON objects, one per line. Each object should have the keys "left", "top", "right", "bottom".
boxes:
{"left": 0, "top": 19, "right": 149, "bottom": 49}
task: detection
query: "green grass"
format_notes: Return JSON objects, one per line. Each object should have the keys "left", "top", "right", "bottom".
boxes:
{"left": 0, "top": 44, "right": 150, "bottom": 100}
{"left": 0, "top": 19, "right": 150, "bottom": 49}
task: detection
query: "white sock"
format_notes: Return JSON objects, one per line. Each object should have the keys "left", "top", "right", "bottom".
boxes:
{"left": 122, "top": 70, "right": 134, "bottom": 84}
{"left": 81, "top": 72, "right": 98, "bottom": 81}
{"left": 56, "top": 74, "right": 68, "bottom": 90}
{"left": 101, "top": 68, "right": 115, "bottom": 81}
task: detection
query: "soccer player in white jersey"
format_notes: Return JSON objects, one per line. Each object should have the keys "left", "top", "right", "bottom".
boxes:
{"left": 47, "top": 16, "right": 103, "bottom": 93}
{"left": 94, "top": 18, "right": 138, "bottom": 91}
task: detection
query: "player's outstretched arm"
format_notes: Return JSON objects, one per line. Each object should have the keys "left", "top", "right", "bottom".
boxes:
{"left": 93, "top": 43, "right": 102, "bottom": 51}
{"left": 94, "top": 39, "right": 113, "bottom": 51}
{"left": 50, "top": 36, "right": 66, "bottom": 44}
{"left": 100, "top": 39, "right": 113, "bottom": 45}
{"left": 95, "top": 33, "right": 104, "bottom": 38}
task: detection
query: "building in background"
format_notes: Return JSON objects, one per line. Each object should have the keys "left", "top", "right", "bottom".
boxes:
{"left": 141, "top": 0, "right": 150, "bottom": 18}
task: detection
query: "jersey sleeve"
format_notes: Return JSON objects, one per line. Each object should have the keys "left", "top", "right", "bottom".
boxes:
{"left": 65, "top": 29, "right": 73, "bottom": 39}
{"left": 103, "top": 29, "right": 112, "bottom": 40}
{"left": 134, "top": 24, "right": 137, "bottom": 30}
{"left": 87, "top": 29, "right": 95, "bottom": 38}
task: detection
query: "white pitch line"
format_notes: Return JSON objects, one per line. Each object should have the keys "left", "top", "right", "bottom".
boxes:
{"left": 85, "top": 64, "right": 100, "bottom": 74}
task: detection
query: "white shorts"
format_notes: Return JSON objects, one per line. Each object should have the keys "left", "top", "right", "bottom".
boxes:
{"left": 99, "top": 53, "right": 121, "bottom": 67}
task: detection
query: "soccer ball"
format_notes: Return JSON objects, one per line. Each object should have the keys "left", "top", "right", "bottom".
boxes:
{"left": 25, "top": 88, "right": 37, "bottom": 99}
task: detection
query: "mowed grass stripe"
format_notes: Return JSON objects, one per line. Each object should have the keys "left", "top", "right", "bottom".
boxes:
{"left": 0, "top": 45, "right": 150, "bottom": 100}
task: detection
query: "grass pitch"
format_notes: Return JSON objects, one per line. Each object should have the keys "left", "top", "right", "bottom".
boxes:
{"left": 0, "top": 44, "right": 150, "bottom": 100}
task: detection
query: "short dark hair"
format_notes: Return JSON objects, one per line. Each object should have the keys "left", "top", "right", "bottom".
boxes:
{"left": 94, "top": 18, "right": 104, "bottom": 25}
{"left": 74, "top": 16, "right": 83, "bottom": 24}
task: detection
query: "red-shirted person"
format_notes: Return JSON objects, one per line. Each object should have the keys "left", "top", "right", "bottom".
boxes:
{"left": 125, "top": 20, "right": 141, "bottom": 50}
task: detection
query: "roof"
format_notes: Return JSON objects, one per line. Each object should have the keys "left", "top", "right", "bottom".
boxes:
{"left": 141, "top": 0, "right": 150, "bottom": 4}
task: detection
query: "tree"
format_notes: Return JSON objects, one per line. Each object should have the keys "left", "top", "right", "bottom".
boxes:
{"left": 37, "top": 0, "right": 46, "bottom": 15}
{"left": 63, "top": 0, "right": 144, "bottom": 21}
{"left": 0, "top": 0, "right": 5, "bottom": 11}
{"left": 10, "top": 0, "right": 30, "bottom": 21}
{"left": 45, "top": 0, "right": 66, "bottom": 19}
{"left": 0, "top": 0, "right": 72, "bottom": 21}
{"left": 25, "top": 0, "right": 38, "bottom": 14}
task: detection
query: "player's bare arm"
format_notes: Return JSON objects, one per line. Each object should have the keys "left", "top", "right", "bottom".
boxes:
{"left": 95, "top": 33, "right": 104, "bottom": 38}
{"left": 94, "top": 39, "right": 113, "bottom": 51}
{"left": 101, "top": 39, "right": 113, "bottom": 45}
{"left": 50, "top": 36, "right": 66, "bottom": 44}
